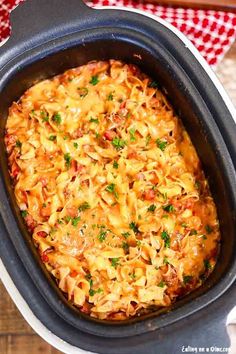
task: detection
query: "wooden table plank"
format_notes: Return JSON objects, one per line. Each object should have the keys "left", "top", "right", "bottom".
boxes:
{"left": 0, "top": 41, "right": 236, "bottom": 354}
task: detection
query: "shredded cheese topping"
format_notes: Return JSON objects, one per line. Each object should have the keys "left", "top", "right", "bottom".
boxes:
{"left": 5, "top": 60, "right": 220, "bottom": 320}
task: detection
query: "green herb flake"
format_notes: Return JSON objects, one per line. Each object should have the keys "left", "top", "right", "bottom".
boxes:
{"left": 78, "top": 202, "right": 91, "bottom": 212}
{"left": 52, "top": 112, "right": 62, "bottom": 125}
{"left": 71, "top": 217, "right": 81, "bottom": 227}
{"left": 122, "top": 232, "right": 130, "bottom": 239}
{"left": 163, "top": 256, "right": 169, "bottom": 265}
{"left": 147, "top": 204, "right": 156, "bottom": 212}
{"left": 15, "top": 140, "right": 22, "bottom": 148}
{"left": 107, "top": 92, "right": 114, "bottom": 101}
{"left": 181, "top": 223, "right": 187, "bottom": 228}
{"left": 73, "top": 142, "right": 78, "bottom": 149}
{"left": 201, "top": 234, "right": 207, "bottom": 240}
{"left": 146, "top": 135, "right": 151, "bottom": 146}
{"left": 204, "top": 259, "right": 212, "bottom": 270}
{"left": 195, "top": 180, "right": 201, "bottom": 189}
{"left": 148, "top": 80, "right": 159, "bottom": 89}
{"left": 111, "top": 258, "right": 120, "bottom": 268}
{"left": 129, "top": 221, "right": 139, "bottom": 234}
{"left": 40, "top": 110, "right": 49, "bottom": 122}
{"left": 21, "top": 210, "right": 28, "bottom": 218}
{"left": 49, "top": 135, "right": 56, "bottom": 141}
{"left": 42, "top": 203, "right": 47, "bottom": 208}
{"left": 190, "top": 229, "right": 197, "bottom": 236}
{"left": 183, "top": 275, "right": 193, "bottom": 285}
{"left": 105, "top": 183, "right": 118, "bottom": 198}
{"left": 64, "top": 216, "right": 72, "bottom": 223}
{"left": 156, "top": 138, "right": 168, "bottom": 151}
{"left": 129, "top": 128, "right": 136, "bottom": 142}
{"left": 98, "top": 230, "right": 107, "bottom": 242}
{"left": 89, "top": 75, "right": 99, "bottom": 86}
{"left": 158, "top": 281, "right": 165, "bottom": 288}
{"left": 90, "top": 117, "right": 99, "bottom": 124}
{"left": 113, "top": 161, "right": 119, "bottom": 169}
{"left": 112, "top": 137, "right": 126, "bottom": 150}
{"left": 161, "top": 231, "right": 170, "bottom": 248}
{"left": 162, "top": 204, "right": 175, "bottom": 212}
{"left": 122, "top": 241, "right": 129, "bottom": 251}
{"left": 205, "top": 225, "right": 213, "bottom": 234}
{"left": 130, "top": 273, "right": 136, "bottom": 280}
{"left": 77, "top": 87, "right": 88, "bottom": 98}
{"left": 64, "top": 153, "right": 72, "bottom": 168}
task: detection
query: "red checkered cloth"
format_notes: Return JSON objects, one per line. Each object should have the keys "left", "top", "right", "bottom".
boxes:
{"left": 1, "top": 0, "right": 236, "bottom": 67}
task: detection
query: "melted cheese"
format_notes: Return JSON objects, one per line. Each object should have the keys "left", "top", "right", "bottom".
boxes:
{"left": 5, "top": 60, "right": 220, "bottom": 320}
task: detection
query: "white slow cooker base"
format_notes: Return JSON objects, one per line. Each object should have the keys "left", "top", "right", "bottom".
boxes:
{"left": 0, "top": 6, "right": 236, "bottom": 354}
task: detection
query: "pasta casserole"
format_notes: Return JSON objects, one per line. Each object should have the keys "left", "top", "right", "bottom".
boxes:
{"left": 5, "top": 60, "right": 220, "bottom": 320}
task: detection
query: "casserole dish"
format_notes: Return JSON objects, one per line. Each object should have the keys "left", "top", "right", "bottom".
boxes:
{"left": 0, "top": 0, "right": 236, "bottom": 352}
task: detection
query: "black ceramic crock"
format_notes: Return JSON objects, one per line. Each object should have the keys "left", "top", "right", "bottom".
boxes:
{"left": 0, "top": 0, "right": 236, "bottom": 352}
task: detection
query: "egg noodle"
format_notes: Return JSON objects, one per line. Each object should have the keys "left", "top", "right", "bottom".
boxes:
{"left": 5, "top": 60, "right": 220, "bottom": 320}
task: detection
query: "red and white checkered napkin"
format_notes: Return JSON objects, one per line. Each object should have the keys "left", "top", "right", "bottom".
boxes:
{"left": 1, "top": 0, "right": 236, "bottom": 67}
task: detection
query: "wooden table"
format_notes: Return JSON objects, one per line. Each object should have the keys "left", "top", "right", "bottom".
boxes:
{"left": 0, "top": 42, "right": 236, "bottom": 354}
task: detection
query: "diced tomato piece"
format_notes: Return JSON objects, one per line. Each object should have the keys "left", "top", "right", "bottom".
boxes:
{"left": 12, "top": 165, "right": 20, "bottom": 179}
{"left": 80, "top": 302, "right": 91, "bottom": 314}
{"left": 40, "top": 205, "right": 51, "bottom": 217}
{"left": 41, "top": 253, "right": 49, "bottom": 263}
{"left": 37, "top": 231, "right": 47, "bottom": 238}
{"left": 127, "top": 150, "right": 138, "bottom": 159}
{"left": 25, "top": 214, "right": 37, "bottom": 233}
{"left": 70, "top": 160, "right": 83, "bottom": 175}
{"left": 72, "top": 129, "right": 83, "bottom": 138}
{"left": 66, "top": 207, "right": 78, "bottom": 217}
{"left": 120, "top": 101, "right": 126, "bottom": 109}
{"left": 143, "top": 189, "right": 155, "bottom": 201}
{"left": 104, "top": 130, "right": 116, "bottom": 141}
{"left": 70, "top": 270, "right": 78, "bottom": 278}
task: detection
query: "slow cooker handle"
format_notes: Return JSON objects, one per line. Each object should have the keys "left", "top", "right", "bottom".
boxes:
{"left": 0, "top": 0, "right": 93, "bottom": 68}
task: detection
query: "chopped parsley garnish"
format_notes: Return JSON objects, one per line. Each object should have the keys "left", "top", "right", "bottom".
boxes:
{"left": 161, "top": 231, "right": 170, "bottom": 248}
{"left": 205, "top": 225, "right": 213, "bottom": 234}
{"left": 122, "top": 232, "right": 130, "bottom": 239}
{"left": 78, "top": 202, "right": 91, "bottom": 212}
{"left": 64, "top": 216, "right": 72, "bottom": 223}
{"left": 146, "top": 135, "right": 151, "bottom": 146}
{"left": 40, "top": 110, "right": 49, "bottom": 122}
{"left": 183, "top": 275, "right": 193, "bottom": 285}
{"left": 129, "top": 221, "right": 139, "bottom": 234}
{"left": 21, "top": 210, "right": 28, "bottom": 218}
{"left": 73, "top": 142, "right": 78, "bottom": 149}
{"left": 107, "top": 92, "right": 114, "bottom": 101}
{"left": 181, "top": 223, "right": 187, "bottom": 228}
{"left": 204, "top": 259, "right": 212, "bottom": 270}
{"left": 15, "top": 140, "right": 22, "bottom": 148}
{"left": 77, "top": 87, "right": 88, "bottom": 98}
{"left": 162, "top": 204, "right": 175, "bottom": 212}
{"left": 130, "top": 273, "right": 136, "bottom": 280}
{"left": 122, "top": 241, "right": 129, "bottom": 251}
{"left": 52, "top": 112, "right": 62, "bottom": 125}
{"left": 147, "top": 204, "right": 156, "bottom": 212}
{"left": 189, "top": 229, "right": 197, "bottom": 236}
{"left": 49, "top": 135, "right": 56, "bottom": 141}
{"left": 105, "top": 183, "right": 118, "bottom": 198}
{"left": 42, "top": 203, "right": 47, "bottom": 208}
{"left": 63, "top": 136, "right": 69, "bottom": 140}
{"left": 111, "top": 258, "right": 120, "bottom": 268}
{"left": 113, "top": 161, "right": 119, "bottom": 169}
{"left": 156, "top": 138, "right": 168, "bottom": 151}
{"left": 95, "top": 132, "right": 100, "bottom": 139}
{"left": 163, "top": 256, "right": 169, "bottom": 265}
{"left": 90, "top": 117, "right": 99, "bottom": 124}
{"left": 111, "top": 137, "right": 126, "bottom": 150}
{"left": 98, "top": 230, "right": 107, "bottom": 242}
{"left": 64, "top": 153, "right": 72, "bottom": 168}
{"left": 136, "top": 240, "right": 142, "bottom": 247}
{"left": 89, "top": 288, "right": 103, "bottom": 296}
{"left": 201, "top": 235, "right": 207, "bottom": 240}
{"left": 71, "top": 217, "right": 81, "bottom": 227}
{"left": 148, "top": 80, "right": 159, "bottom": 89}
{"left": 158, "top": 281, "right": 165, "bottom": 288}
{"left": 89, "top": 75, "right": 99, "bottom": 86}
{"left": 129, "top": 128, "right": 136, "bottom": 142}
{"left": 195, "top": 180, "right": 201, "bottom": 189}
